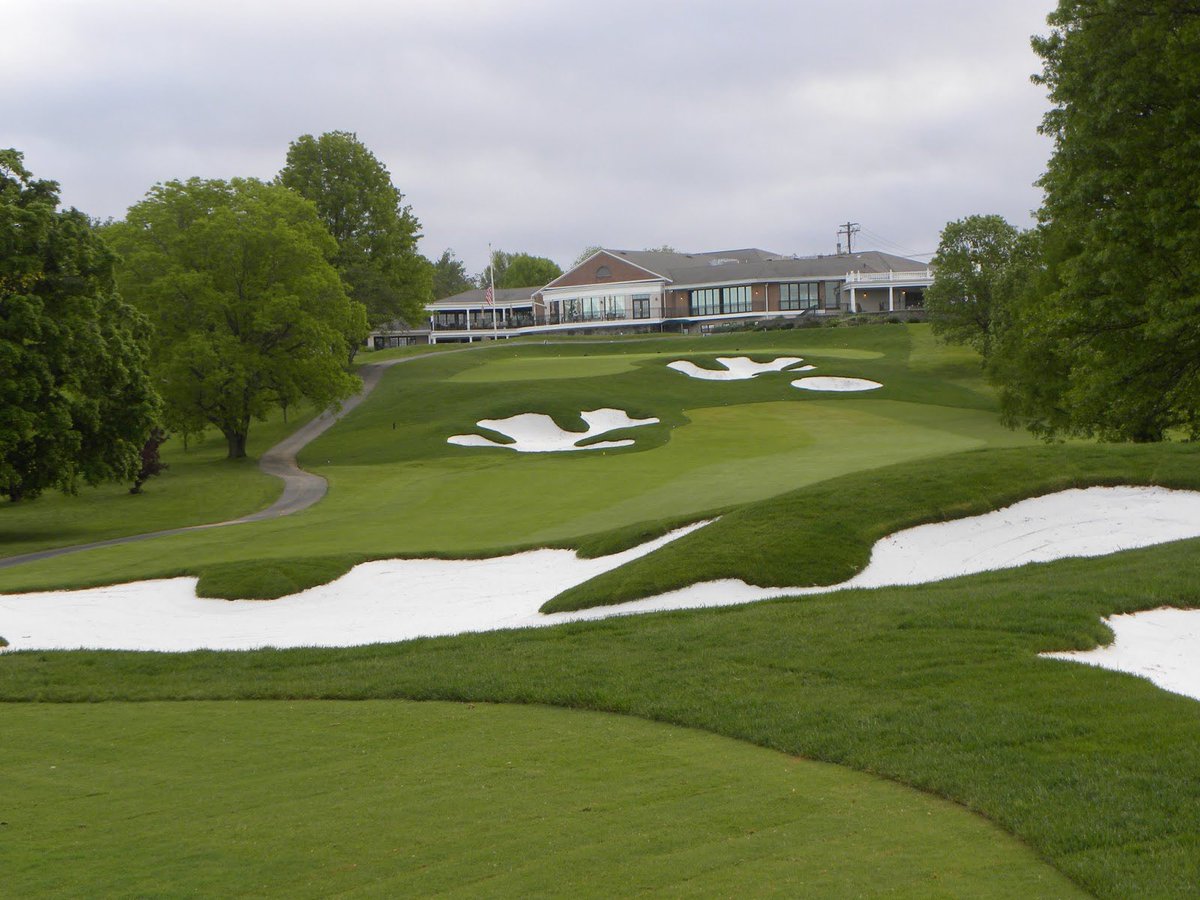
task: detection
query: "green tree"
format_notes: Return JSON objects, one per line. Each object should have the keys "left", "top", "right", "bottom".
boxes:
{"left": 572, "top": 245, "right": 604, "bottom": 267}
{"left": 925, "top": 215, "right": 1025, "bottom": 357}
{"left": 108, "top": 177, "right": 367, "bottom": 459}
{"left": 430, "top": 248, "right": 473, "bottom": 299}
{"left": 498, "top": 253, "right": 562, "bottom": 289}
{"left": 0, "top": 150, "right": 159, "bottom": 502}
{"left": 1008, "top": 1, "right": 1200, "bottom": 441}
{"left": 475, "top": 249, "right": 513, "bottom": 289}
{"left": 279, "top": 131, "right": 432, "bottom": 327}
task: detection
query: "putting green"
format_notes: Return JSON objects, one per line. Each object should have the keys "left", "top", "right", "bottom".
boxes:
{"left": 448, "top": 346, "right": 886, "bottom": 384}
{"left": 3, "top": 700, "right": 1083, "bottom": 897}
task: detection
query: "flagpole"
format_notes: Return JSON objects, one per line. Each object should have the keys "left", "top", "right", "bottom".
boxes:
{"left": 489, "top": 243, "right": 498, "bottom": 338}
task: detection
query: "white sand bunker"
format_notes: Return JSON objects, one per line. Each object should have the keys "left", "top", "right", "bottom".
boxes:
{"left": 1043, "top": 609, "right": 1200, "bottom": 702}
{"left": 792, "top": 376, "right": 881, "bottom": 392}
{"left": 0, "top": 523, "right": 711, "bottom": 652}
{"left": 667, "top": 357, "right": 813, "bottom": 381}
{"left": 4, "top": 487, "right": 1200, "bottom": 661}
{"left": 448, "top": 408, "right": 658, "bottom": 452}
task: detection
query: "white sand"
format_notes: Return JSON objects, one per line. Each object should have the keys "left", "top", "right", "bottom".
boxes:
{"left": 4, "top": 487, "right": 1200, "bottom": 689}
{"left": 792, "top": 376, "right": 882, "bottom": 392}
{"left": 0, "top": 522, "right": 711, "bottom": 652}
{"left": 448, "top": 408, "right": 658, "bottom": 452}
{"left": 1042, "top": 609, "right": 1200, "bottom": 702}
{"left": 668, "top": 357, "right": 810, "bottom": 381}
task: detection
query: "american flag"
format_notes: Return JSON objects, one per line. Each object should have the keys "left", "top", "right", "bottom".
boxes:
{"left": 484, "top": 284, "right": 495, "bottom": 306}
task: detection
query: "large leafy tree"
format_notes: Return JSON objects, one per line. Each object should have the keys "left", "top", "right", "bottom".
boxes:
{"left": 430, "top": 248, "right": 473, "bottom": 299}
{"left": 0, "top": 150, "right": 159, "bottom": 501}
{"left": 476, "top": 250, "right": 562, "bottom": 289}
{"left": 1007, "top": 1, "right": 1200, "bottom": 441}
{"left": 499, "top": 253, "right": 562, "bottom": 289}
{"left": 108, "top": 177, "right": 367, "bottom": 459}
{"left": 925, "top": 215, "right": 1026, "bottom": 358}
{"left": 278, "top": 131, "right": 432, "bottom": 327}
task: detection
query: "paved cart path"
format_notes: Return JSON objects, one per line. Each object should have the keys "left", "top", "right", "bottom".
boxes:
{"left": 0, "top": 358, "right": 411, "bottom": 571}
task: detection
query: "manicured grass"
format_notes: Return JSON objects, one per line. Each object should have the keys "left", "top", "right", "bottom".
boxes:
{"left": 0, "top": 325, "right": 1029, "bottom": 597}
{"left": 4, "top": 324, "right": 1200, "bottom": 895}
{"left": 0, "top": 700, "right": 1081, "bottom": 897}
{"left": 0, "top": 406, "right": 316, "bottom": 559}
{"left": 4, "top": 536, "right": 1200, "bottom": 896}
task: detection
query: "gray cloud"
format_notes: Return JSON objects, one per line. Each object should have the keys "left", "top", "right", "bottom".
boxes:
{"left": 3, "top": 0, "right": 1055, "bottom": 273}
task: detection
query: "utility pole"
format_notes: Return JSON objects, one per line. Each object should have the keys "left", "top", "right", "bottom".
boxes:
{"left": 837, "top": 222, "right": 860, "bottom": 254}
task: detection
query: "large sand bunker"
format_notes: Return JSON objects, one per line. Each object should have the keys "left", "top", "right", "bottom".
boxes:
{"left": 448, "top": 408, "right": 658, "bottom": 452}
{"left": 667, "top": 357, "right": 812, "bottom": 381}
{"left": 4, "top": 486, "right": 1200, "bottom": 690}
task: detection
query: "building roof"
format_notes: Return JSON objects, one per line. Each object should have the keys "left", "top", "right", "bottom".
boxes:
{"left": 430, "top": 285, "right": 539, "bottom": 308}
{"left": 600, "top": 248, "right": 928, "bottom": 288}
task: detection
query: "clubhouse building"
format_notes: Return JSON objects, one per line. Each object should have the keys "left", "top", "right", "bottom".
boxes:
{"left": 370, "top": 247, "right": 932, "bottom": 347}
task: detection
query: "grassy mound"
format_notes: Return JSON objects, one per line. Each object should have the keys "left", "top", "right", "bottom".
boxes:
{"left": 544, "top": 441, "right": 1200, "bottom": 612}
{"left": 3, "top": 701, "right": 1081, "bottom": 897}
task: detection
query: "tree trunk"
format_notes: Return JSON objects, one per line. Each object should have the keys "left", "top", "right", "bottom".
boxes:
{"left": 225, "top": 430, "right": 248, "bottom": 459}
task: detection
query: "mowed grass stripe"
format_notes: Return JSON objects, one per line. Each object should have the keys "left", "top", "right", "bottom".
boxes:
{"left": 1, "top": 700, "right": 1083, "bottom": 898}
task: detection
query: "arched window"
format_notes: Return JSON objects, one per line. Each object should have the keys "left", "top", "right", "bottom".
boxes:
{"left": 595, "top": 265, "right": 612, "bottom": 280}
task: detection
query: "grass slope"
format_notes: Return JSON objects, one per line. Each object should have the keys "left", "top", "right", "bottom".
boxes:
{"left": 0, "top": 325, "right": 1029, "bottom": 597}
{"left": 1, "top": 700, "right": 1081, "bottom": 897}
{"left": 3, "top": 538, "right": 1200, "bottom": 896}
{"left": 0, "top": 406, "right": 316, "bottom": 559}
{"left": 545, "top": 441, "right": 1200, "bottom": 611}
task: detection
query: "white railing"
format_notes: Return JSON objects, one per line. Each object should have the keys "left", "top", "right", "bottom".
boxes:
{"left": 844, "top": 269, "right": 933, "bottom": 285}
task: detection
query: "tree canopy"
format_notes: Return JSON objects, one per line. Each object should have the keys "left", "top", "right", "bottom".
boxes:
{"left": 1001, "top": 1, "right": 1200, "bottom": 441}
{"left": 0, "top": 150, "right": 159, "bottom": 501}
{"left": 279, "top": 131, "right": 432, "bottom": 327}
{"left": 476, "top": 250, "right": 562, "bottom": 289}
{"left": 498, "top": 253, "right": 562, "bottom": 289}
{"left": 107, "top": 177, "right": 367, "bottom": 459}
{"left": 430, "top": 249, "right": 473, "bottom": 299}
{"left": 924, "top": 215, "right": 1027, "bottom": 357}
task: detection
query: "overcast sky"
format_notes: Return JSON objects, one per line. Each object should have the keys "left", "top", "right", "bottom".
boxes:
{"left": 4, "top": 0, "right": 1056, "bottom": 274}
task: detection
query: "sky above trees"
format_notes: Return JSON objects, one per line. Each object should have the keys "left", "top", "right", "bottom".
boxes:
{"left": 3, "top": 0, "right": 1054, "bottom": 273}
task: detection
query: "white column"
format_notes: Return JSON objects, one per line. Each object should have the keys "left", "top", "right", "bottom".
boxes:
{"left": 888, "top": 284, "right": 894, "bottom": 312}
{"left": 849, "top": 286, "right": 856, "bottom": 313}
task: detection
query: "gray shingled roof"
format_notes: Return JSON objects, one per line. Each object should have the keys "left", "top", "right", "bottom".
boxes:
{"left": 603, "top": 248, "right": 927, "bottom": 287}
{"left": 430, "top": 286, "right": 539, "bottom": 307}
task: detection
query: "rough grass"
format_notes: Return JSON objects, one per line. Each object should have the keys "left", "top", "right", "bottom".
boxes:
{"left": 3, "top": 537, "right": 1200, "bottom": 896}
{"left": 1, "top": 700, "right": 1082, "bottom": 897}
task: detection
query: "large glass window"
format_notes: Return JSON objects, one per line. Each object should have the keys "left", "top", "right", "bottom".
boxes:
{"left": 780, "top": 283, "right": 819, "bottom": 310}
{"left": 690, "top": 286, "right": 751, "bottom": 316}
{"left": 724, "top": 286, "right": 751, "bottom": 313}
{"left": 690, "top": 288, "right": 722, "bottom": 316}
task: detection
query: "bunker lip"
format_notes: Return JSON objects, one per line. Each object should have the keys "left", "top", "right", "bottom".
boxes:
{"left": 1042, "top": 608, "right": 1200, "bottom": 702}
{"left": 3, "top": 486, "right": 1199, "bottom": 701}
{"left": 448, "top": 408, "right": 659, "bottom": 453}
{"left": 667, "top": 357, "right": 810, "bottom": 381}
